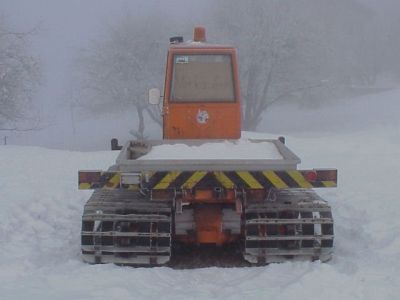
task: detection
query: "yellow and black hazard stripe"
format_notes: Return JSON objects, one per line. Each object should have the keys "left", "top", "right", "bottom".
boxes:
{"left": 78, "top": 171, "right": 138, "bottom": 190}
{"left": 142, "top": 169, "right": 337, "bottom": 190}
{"left": 79, "top": 169, "right": 337, "bottom": 190}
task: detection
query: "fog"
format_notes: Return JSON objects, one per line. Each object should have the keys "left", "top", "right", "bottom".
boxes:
{"left": 1, "top": 0, "right": 399, "bottom": 150}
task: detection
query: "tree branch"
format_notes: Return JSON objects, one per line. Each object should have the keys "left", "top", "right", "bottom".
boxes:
{"left": 145, "top": 106, "right": 162, "bottom": 126}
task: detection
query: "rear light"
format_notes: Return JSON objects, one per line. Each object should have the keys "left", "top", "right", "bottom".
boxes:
{"left": 79, "top": 171, "right": 101, "bottom": 184}
{"left": 306, "top": 170, "right": 318, "bottom": 182}
{"left": 315, "top": 169, "right": 338, "bottom": 182}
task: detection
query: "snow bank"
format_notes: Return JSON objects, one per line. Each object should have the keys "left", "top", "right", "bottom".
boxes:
{"left": 1, "top": 89, "right": 400, "bottom": 299}
{"left": 138, "top": 139, "right": 283, "bottom": 160}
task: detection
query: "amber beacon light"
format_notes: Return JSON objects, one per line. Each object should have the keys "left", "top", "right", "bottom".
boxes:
{"left": 193, "top": 26, "right": 206, "bottom": 42}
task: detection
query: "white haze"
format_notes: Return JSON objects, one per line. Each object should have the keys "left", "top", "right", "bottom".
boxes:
{"left": 1, "top": 0, "right": 400, "bottom": 150}
{"left": 1, "top": 0, "right": 212, "bottom": 150}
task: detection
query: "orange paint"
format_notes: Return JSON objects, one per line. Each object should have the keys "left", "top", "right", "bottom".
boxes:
{"left": 193, "top": 26, "right": 206, "bottom": 42}
{"left": 182, "top": 189, "right": 236, "bottom": 203}
{"left": 162, "top": 29, "right": 242, "bottom": 245}
{"left": 163, "top": 47, "right": 241, "bottom": 139}
{"left": 194, "top": 205, "right": 233, "bottom": 245}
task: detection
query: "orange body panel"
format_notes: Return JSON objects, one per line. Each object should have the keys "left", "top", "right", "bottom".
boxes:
{"left": 194, "top": 205, "right": 225, "bottom": 245}
{"left": 165, "top": 103, "right": 240, "bottom": 139}
{"left": 163, "top": 47, "right": 241, "bottom": 139}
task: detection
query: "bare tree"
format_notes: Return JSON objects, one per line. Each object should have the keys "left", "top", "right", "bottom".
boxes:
{"left": 212, "top": 1, "right": 320, "bottom": 130}
{"left": 0, "top": 19, "right": 40, "bottom": 131}
{"left": 76, "top": 12, "right": 175, "bottom": 139}
{"left": 212, "top": 0, "right": 374, "bottom": 130}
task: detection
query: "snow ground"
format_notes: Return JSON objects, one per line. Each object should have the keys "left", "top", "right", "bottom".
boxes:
{"left": 1, "top": 89, "right": 400, "bottom": 299}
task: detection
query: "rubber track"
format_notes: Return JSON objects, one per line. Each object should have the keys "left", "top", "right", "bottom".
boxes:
{"left": 244, "top": 189, "right": 334, "bottom": 264}
{"left": 81, "top": 190, "right": 172, "bottom": 265}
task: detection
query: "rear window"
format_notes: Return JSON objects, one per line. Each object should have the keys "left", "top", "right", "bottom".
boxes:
{"left": 170, "top": 54, "right": 235, "bottom": 102}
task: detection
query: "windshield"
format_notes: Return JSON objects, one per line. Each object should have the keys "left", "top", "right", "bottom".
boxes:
{"left": 170, "top": 54, "right": 235, "bottom": 102}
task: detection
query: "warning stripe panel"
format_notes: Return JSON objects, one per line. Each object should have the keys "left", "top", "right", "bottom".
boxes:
{"left": 105, "top": 174, "right": 120, "bottom": 189}
{"left": 287, "top": 170, "right": 313, "bottom": 189}
{"left": 79, "top": 169, "right": 337, "bottom": 190}
{"left": 275, "top": 171, "right": 301, "bottom": 188}
{"left": 223, "top": 171, "right": 245, "bottom": 188}
{"left": 181, "top": 171, "right": 207, "bottom": 189}
{"left": 236, "top": 171, "right": 263, "bottom": 189}
{"left": 262, "top": 171, "right": 288, "bottom": 189}
{"left": 322, "top": 181, "right": 337, "bottom": 187}
{"left": 214, "top": 171, "right": 235, "bottom": 189}
{"left": 153, "top": 171, "right": 181, "bottom": 190}
{"left": 146, "top": 171, "right": 167, "bottom": 188}
{"left": 79, "top": 171, "right": 133, "bottom": 190}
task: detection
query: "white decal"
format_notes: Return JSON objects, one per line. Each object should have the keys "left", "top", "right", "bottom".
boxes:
{"left": 196, "top": 110, "right": 209, "bottom": 124}
{"left": 176, "top": 56, "right": 189, "bottom": 63}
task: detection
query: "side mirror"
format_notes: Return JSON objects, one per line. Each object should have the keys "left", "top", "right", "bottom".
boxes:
{"left": 148, "top": 88, "right": 161, "bottom": 105}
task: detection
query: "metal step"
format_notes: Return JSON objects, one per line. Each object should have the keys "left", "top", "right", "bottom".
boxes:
{"left": 81, "top": 254, "right": 171, "bottom": 265}
{"left": 82, "top": 245, "right": 171, "bottom": 253}
{"left": 82, "top": 213, "right": 170, "bottom": 222}
{"left": 246, "top": 235, "right": 334, "bottom": 241}
{"left": 244, "top": 248, "right": 332, "bottom": 264}
{"left": 246, "top": 218, "right": 333, "bottom": 225}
